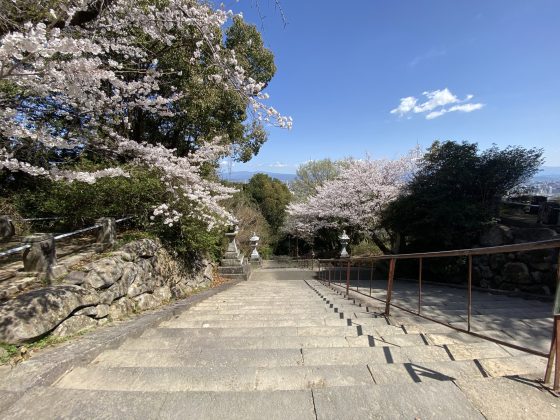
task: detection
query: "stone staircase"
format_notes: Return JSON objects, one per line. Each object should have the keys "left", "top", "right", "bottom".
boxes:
{"left": 2, "top": 269, "right": 558, "bottom": 419}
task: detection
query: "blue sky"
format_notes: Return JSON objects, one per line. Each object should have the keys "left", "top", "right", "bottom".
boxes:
{"left": 222, "top": 0, "right": 560, "bottom": 173}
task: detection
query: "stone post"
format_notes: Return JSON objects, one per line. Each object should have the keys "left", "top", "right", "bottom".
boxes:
{"left": 95, "top": 217, "right": 116, "bottom": 252}
{"left": 224, "top": 228, "right": 241, "bottom": 260}
{"left": 22, "top": 233, "right": 56, "bottom": 277}
{"left": 0, "top": 215, "right": 15, "bottom": 240}
{"left": 339, "top": 230, "right": 350, "bottom": 258}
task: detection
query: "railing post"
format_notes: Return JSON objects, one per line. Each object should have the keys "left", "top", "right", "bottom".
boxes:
{"left": 0, "top": 215, "right": 15, "bottom": 240}
{"left": 418, "top": 257, "right": 423, "bottom": 315}
{"left": 95, "top": 217, "right": 116, "bottom": 252}
{"left": 544, "top": 251, "right": 560, "bottom": 392}
{"left": 346, "top": 260, "right": 350, "bottom": 296}
{"left": 384, "top": 258, "right": 396, "bottom": 316}
{"left": 22, "top": 233, "right": 56, "bottom": 280}
{"left": 369, "top": 260, "right": 374, "bottom": 296}
{"left": 467, "top": 255, "right": 472, "bottom": 332}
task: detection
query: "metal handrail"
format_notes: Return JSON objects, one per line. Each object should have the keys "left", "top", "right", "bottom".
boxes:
{"left": 318, "top": 238, "right": 560, "bottom": 262}
{"left": 316, "top": 238, "right": 560, "bottom": 360}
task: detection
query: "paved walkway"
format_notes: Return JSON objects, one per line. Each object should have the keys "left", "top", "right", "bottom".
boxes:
{"left": 2, "top": 269, "right": 559, "bottom": 419}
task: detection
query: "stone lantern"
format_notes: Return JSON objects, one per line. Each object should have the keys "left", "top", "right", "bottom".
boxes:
{"left": 249, "top": 232, "right": 260, "bottom": 261}
{"left": 339, "top": 230, "right": 350, "bottom": 258}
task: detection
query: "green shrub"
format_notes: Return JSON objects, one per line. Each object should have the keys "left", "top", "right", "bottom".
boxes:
{"left": 7, "top": 165, "right": 225, "bottom": 266}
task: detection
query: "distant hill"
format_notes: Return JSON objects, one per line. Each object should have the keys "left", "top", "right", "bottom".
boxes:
{"left": 219, "top": 171, "right": 296, "bottom": 184}
{"left": 533, "top": 166, "right": 560, "bottom": 181}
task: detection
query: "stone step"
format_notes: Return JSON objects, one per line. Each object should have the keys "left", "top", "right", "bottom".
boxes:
{"left": 190, "top": 305, "right": 329, "bottom": 311}
{"left": 94, "top": 345, "right": 546, "bottom": 379}
{"left": 300, "top": 342, "right": 513, "bottom": 366}
{"left": 367, "top": 359, "right": 488, "bottom": 384}
{"left": 159, "top": 317, "right": 388, "bottom": 328}
{"left": 312, "top": 382, "right": 484, "bottom": 419}
{"left": 120, "top": 335, "right": 356, "bottom": 350}
{"left": 169, "top": 313, "right": 341, "bottom": 322}
{"left": 141, "top": 326, "right": 363, "bottom": 339}
{"left": 453, "top": 376, "right": 560, "bottom": 419}
{"left": 2, "top": 387, "right": 316, "bottom": 420}
{"left": 93, "top": 348, "right": 304, "bottom": 368}
{"left": 159, "top": 319, "right": 330, "bottom": 328}
{"left": 55, "top": 365, "right": 374, "bottom": 392}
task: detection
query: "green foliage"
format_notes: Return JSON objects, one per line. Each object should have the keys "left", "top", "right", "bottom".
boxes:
{"left": 382, "top": 141, "right": 543, "bottom": 252}
{"left": 350, "top": 239, "right": 383, "bottom": 257}
{"left": 225, "top": 16, "right": 277, "bottom": 86}
{"left": 8, "top": 165, "right": 224, "bottom": 265}
{"left": 0, "top": 342, "right": 18, "bottom": 364}
{"left": 11, "top": 165, "right": 167, "bottom": 227}
{"left": 245, "top": 173, "right": 292, "bottom": 232}
{"left": 129, "top": 13, "right": 276, "bottom": 162}
{"left": 223, "top": 188, "right": 272, "bottom": 255}
{"left": 291, "top": 159, "right": 340, "bottom": 201}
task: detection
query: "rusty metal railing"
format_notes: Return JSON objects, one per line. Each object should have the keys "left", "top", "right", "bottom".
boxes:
{"left": 317, "top": 238, "right": 560, "bottom": 392}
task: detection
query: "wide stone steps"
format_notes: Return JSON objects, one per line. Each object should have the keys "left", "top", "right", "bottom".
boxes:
{"left": 55, "top": 364, "right": 375, "bottom": 392}
{"left": 2, "top": 387, "right": 316, "bottom": 420}
{"left": 5, "top": 271, "right": 553, "bottom": 419}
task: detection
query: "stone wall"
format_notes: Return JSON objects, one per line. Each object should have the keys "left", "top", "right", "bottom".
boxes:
{"left": 473, "top": 225, "right": 558, "bottom": 295}
{"left": 0, "top": 239, "right": 214, "bottom": 344}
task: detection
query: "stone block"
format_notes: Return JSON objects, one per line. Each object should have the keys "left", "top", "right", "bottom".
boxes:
{"left": 84, "top": 257, "right": 124, "bottom": 289}
{"left": 108, "top": 297, "right": 135, "bottom": 320}
{"left": 133, "top": 293, "right": 161, "bottom": 311}
{"left": 0, "top": 285, "right": 99, "bottom": 343}
{"left": 502, "top": 262, "right": 531, "bottom": 285}
{"left": 51, "top": 315, "right": 98, "bottom": 338}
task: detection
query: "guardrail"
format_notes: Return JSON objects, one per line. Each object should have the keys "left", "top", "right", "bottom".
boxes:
{"left": 0, "top": 216, "right": 135, "bottom": 284}
{"left": 316, "top": 238, "right": 560, "bottom": 391}
{"left": 0, "top": 217, "right": 131, "bottom": 258}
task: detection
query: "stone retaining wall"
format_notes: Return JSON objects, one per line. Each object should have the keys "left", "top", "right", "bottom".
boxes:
{"left": 473, "top": 225, "right": 558, "bottom": 295}
{"left": 0, "top": 239, "right": 214, "bottom": 344}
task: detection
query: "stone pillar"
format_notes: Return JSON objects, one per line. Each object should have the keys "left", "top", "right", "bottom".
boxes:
{"left": 224, "top": 228, "right": 241, "bottom": 261}
{"left": 0, "top": 215, "right": 15, "bottom": 240}
{"left": 22, "top": 233, "right": 56, "bottom": 276}
{"left": 219, "top": 225, "right": 250, "bottom": 280}
{"left": 95, "top": 217, "right": 116, "bottom": 252}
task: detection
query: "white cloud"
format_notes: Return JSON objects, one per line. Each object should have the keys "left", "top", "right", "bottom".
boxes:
{"left": 390, "top": 96, "right": 418, "bottom": 116}
{"left": 413, "top": 88, "right": 459, "bottom": 113}
{"left": 426, "top": 109, "right": 448, "bottom": 120}
{"left": 449, "top": 103, "right": 484, "bottom": 113}
{"left": 391, "top": 88, "right": 484, "bottom": 120}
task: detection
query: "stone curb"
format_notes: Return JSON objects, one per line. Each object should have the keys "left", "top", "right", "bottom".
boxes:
{"left": 0, "top": 278, "right": 243, "bottom": 396}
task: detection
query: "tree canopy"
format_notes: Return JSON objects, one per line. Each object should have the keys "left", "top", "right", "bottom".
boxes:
{"left": 0, "top": 0, "right": 290, "bottom": 230}
{"left": 285, "top": 155, "right": 414, "bottom": 253}
{"left": 382, "top": 141, "right": 543, "bottom": 251}
{"left": 290, "top": 159, "right": 340, "bottom": 201}
{"left": 245, "top": 173, "right": 291, "bottom": 232}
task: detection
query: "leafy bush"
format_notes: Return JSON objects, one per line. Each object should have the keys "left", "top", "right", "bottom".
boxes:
{"left": 7, "top": 165, "right": 224, "bottom": 266}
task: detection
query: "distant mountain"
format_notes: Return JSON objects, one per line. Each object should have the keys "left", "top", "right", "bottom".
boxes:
{"left": 533, "top": 166, "right": 560, "bottom": 181}
{"left": 219, "top": 171, "right": 297, "bottom": 184}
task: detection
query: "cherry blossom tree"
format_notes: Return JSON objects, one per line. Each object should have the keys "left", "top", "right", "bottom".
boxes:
{"left": 0, "top": 0, "right": 291, "bottom": 228}
{"left": 285, "top": 154, "right": 417, "bottom": 253}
